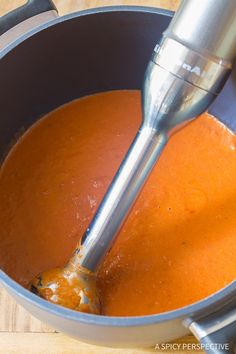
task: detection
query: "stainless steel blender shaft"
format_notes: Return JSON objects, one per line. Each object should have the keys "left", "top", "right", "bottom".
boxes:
{"left": 77, "top": 128, "right": 167, "bottom": 270}
{"left": 75, "top": 0, "right": 236, "bottom": 272}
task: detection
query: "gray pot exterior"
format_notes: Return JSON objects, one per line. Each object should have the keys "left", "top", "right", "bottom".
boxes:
{"left": 6, "top": 284, "right": 189, "bottom": 347}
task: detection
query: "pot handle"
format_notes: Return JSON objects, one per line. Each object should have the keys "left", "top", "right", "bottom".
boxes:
{"left": 0, "top": 0, "right": 58, "bottom": 52}
{"left": 188, "top": 303, "right": 236, "bottom": 354}
{"left": 0, "top": 0, "right": 57, "bottom": 36}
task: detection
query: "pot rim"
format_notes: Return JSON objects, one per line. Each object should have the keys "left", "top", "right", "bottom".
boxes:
{"left": 0, "top": 5, "right": 235, "bottom": 327}
{"left": 1, "top": 270, "right": 236, "bottom": 326}
{"left": 0, "top": 5, "right": 174, "bottom": 59}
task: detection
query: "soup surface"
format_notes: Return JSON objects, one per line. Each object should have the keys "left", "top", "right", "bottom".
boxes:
{"left": 0, "top": 90, "right": 236, "bottom": 316}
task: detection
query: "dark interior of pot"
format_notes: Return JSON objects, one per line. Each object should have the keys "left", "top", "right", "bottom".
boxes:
{"left": 0, "top": 10, "right": 172, "bottom": 156}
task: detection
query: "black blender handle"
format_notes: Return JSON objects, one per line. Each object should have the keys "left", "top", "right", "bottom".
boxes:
{"left": 0, "top": 0, "right": 57, "bottom": 36}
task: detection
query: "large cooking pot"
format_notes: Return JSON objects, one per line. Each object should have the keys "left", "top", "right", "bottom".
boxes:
{"left": 0, "top": 0, "right": 235, "bottom": 351}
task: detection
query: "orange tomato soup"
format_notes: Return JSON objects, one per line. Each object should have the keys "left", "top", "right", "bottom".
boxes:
{"left": 0, "top": 90, "right": 235, "bottom": 316}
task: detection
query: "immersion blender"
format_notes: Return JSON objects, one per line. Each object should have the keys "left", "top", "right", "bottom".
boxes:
{"left": 30, "top": 0, "right": 236, "bottom": 314}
